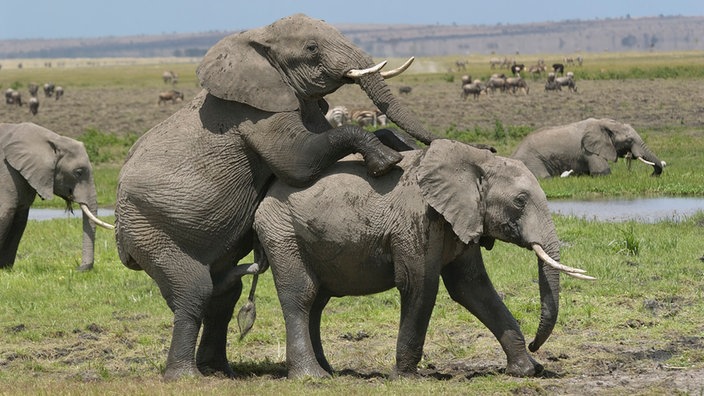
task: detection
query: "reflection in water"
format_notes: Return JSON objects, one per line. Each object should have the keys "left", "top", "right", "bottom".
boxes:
{"left": 548, "top": 198, "right": 704, "bottom": 223}
{"left": 27, "top": 199, "right": 704, "bottom": 223}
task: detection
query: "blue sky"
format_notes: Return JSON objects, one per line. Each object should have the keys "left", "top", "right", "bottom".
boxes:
{"left": 2, "top": 0, "right": 702, "bottom": 40}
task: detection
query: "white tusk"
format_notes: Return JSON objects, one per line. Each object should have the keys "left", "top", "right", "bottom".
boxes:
{"left": 80, "top": 204, "right": 115, "bottom": 230}
{"left": 532, "top": 244, "right": 595, "bottom": 280}
{"left": 637, "top": 157, "right": 656, "bottom": 166}
{"left": 380, "top": 57, "right": 415, "bottom": 79}
{"left": 345, "top": 60, "right": 387, "bottom": 79}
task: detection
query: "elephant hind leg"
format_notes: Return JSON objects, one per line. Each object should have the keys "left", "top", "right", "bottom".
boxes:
{"left": 196, "top": 267, "right": 244, "bottom": 378}
{"left": 441, "top": 247, "right": 543, "bottom": 377}
{"left": 140, "top": 248, "right": 213, "bottom": 380}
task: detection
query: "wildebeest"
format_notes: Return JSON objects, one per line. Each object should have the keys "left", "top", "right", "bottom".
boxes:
{"left": 157, "top": 90, "right": 184, "bottom": 105}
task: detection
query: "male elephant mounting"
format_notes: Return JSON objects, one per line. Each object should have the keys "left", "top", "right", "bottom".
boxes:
{"left": 511, "top": 118, "right": 665, "bottom": 178}
{"left": 114, "top": 14, "right": 437, "bottom": 380}
{"left": 253, "top": 139, "right": 594, "bottom": 379}
{"left": 0, "top": 123, "right": 113, "bottom": 270}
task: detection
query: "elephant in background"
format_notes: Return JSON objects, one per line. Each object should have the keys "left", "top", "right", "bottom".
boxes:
{"left": 0, "top": 123, "right": 113, "bottom": 270}
{"left": 511, "top": 118, "right": 665, "bottom": 178}
{"left": 253, "top": 139, "right": 593, "bottom": 379}
{"left": 115, "top": 13, "right": 437, "bottom": 380}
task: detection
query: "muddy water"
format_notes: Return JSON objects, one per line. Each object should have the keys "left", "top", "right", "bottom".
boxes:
{"left": 548, "top": 197, "right": 704, "bottom": 223}
{"left": 28, "top": 198, "right": 704, "bottom": 223}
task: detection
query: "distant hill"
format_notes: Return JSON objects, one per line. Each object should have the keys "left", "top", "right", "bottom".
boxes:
{"left": 0, "top": 15, "right": 702, "bottom": 60}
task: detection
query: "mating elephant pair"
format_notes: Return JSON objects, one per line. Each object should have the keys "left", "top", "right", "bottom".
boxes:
{"left": 114, "top": 14, "right": 592, "bottom": 381}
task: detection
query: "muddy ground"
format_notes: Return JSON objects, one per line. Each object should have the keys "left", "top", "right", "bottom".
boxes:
{"left": 1, "top": 77, "right": 704, "bottom": 394}
{"left": 2, "top": 78, "right": 703, "bottom": 145}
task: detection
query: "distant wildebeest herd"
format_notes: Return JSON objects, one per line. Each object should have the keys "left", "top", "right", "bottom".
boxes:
{"left": 459, "top": 57, "right": 581, "bottom": 100}
{"left": 4, "top": 82, "right": 64, "bottom": 116}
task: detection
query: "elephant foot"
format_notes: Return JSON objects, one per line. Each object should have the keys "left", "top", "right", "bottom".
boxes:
{"left": 163, "top": 363, "right": 202, "bottom": 382}
{"left": 390, "top": 366, "right": 419, "bottom": 380}
{"left": 76, "top": 262, "right": 94, "bottom": 272}
{"left": 197, "top": 359, "right": 235, "bottom": 378}
{"left": 363, "top": 145, "right": 403, "bottom": 177}
{"left": 505, "top": 355, "right": 544, "bottom": 377}
{"left": 287, "top": 363, "right": 331, "bottom": 379}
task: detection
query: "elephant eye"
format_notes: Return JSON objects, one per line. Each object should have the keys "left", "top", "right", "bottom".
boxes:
{"left": 305, "top": 41, "right": 319, "bottom": 54}
{"left": 514, "top": 193, "right": 528, "bottom": 209}
{"left": 73, "top": 168, "right": 85, "bottom": 178}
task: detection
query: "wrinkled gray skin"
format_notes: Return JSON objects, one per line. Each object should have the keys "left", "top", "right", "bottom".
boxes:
{"left": 0, "top": 123, "right": 99, "bottom": 270}
{"left": 511, "top": 118, "right": 664, "bottom": 178}
{"left": 114, "top": 14, "right": 436, "bottom": 381}
{"left": 254, "top": 139, "right": 565, "bottom": 379}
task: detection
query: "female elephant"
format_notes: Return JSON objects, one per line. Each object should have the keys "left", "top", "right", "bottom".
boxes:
{"left": 114, "top": 14, "right": 436, "bottom": 380}
{"left": 0, "top": 122, "right": 112, "bottom": 270}
{"left": 253, "top": 139, "right": 593, "bottom": 379}
{"left": 511, "top": 118, "right": 665, "bottom": 178}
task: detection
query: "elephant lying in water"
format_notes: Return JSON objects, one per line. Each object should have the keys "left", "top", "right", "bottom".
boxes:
{"left": 253, "top": 139, "right": 594, "bottom": 379}
{"left": 511, "top": 118, "right": 665, "bottom": 178}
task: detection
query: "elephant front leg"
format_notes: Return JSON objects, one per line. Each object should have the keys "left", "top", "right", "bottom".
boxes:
{"left": 441, "top": 248, "right": 543, "bottom": 377}
{"left": 272, "top": 269, "right": 330, "bottom": 378}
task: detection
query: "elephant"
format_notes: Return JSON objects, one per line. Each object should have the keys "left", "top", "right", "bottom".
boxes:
{"left": 0, "top": 122, "right": 113, "bottom": 270}
{"left": 511, "top": 118, "right": 665, "bottom": 178}
{"left": 114, "top": 13, "right": 438, "bottom": 381}
{"left": 253, "top": 139, "right": 594, "bottom": 379}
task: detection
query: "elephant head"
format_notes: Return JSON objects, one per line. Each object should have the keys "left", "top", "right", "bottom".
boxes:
{"left": 417, "top": 140, "right": 593, "bottom": 352}
{"left": 196, "top": 13, "right": 435, "bottom": 145}
{"left": 0, "top": 122, "right": 112, "bottom": 271}
{"left": 582, "top": 118, "right": 664, "bottom": 176}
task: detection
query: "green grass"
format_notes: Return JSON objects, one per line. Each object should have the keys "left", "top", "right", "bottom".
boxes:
{"left": 1, "top": 212, "right": 703, "bottom": 394}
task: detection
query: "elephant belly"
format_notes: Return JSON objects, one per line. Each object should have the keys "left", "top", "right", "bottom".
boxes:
{"left": 310, "top": 248, "right": 396, "bottom": 297}
{"left": 116, "top": 105, "right": 272, "bottom": 266}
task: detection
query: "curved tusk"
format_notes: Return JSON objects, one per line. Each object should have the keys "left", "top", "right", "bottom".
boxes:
{"left": 532, "top": 244, "right": 595, "bottom": 280}
{"left": 345, "top": 60, "right": 387, "bottom": 79}
{"left": 637, "top": 157, "right": 656, "bottom": 166}
{"left": 80, "top": 204, "right": 115, "bottom": 230}
{"left": 380, "top": 57, "right": 415, "bottom": 79}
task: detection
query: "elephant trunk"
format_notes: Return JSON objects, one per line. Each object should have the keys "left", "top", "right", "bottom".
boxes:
{"left": 77, "top": 197, "right": 98, "bottom": 272}
{"left": 632, "top": 143, "right": 663, "bottom": 177}
{"left": 357, "top": 73, "right": 437, "bottom": 145}
{"left": 528, "top": 238, "right": 562, "bottom": 352}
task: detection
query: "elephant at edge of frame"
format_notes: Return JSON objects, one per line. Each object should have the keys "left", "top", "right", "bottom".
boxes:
{"left": 511, "top": 118, "right": 665, "bottom": 178}
{"left": 252, "top": 139, "right": 595, "bottom": 379}
{"left": 114, "top": 13, "right": 439, "bottom": 381}
{"left": 0, "top": 122, "right": 114, "bottom": 270}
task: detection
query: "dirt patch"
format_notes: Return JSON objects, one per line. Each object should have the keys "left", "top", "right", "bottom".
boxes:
{"left": 1, "top": 79, "right": 702, "bottom": 141}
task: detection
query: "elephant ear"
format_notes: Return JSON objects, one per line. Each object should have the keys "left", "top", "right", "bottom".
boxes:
{"left": 581, "top": 120, "right": 617, "bottom": 161}
{"left": 1, "top": 123, "right": 57, "bottom": 200}
{"left": 416, "top": 139, "right": 492, "bottom": 245}
{"left": 196, "top": 27, "right": 299, "bottom": 112}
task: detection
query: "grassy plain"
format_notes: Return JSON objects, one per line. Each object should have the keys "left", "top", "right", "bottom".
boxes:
{"left": 0, "top": 52, "right": 703, "bottom": 394}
